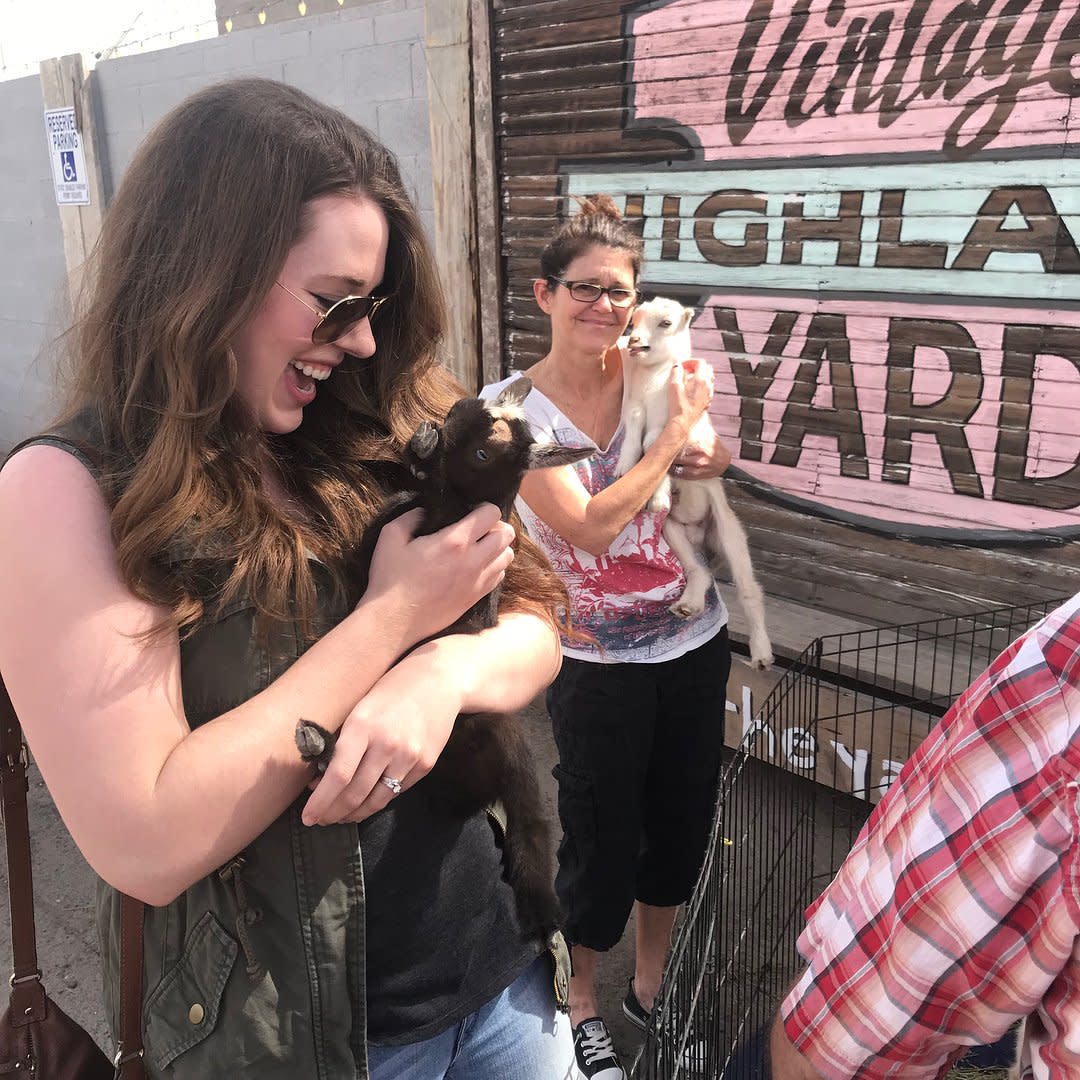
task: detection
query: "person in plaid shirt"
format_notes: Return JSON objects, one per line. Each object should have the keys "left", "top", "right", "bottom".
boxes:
{"left": 771, "top": 591, "right": 1080, "bottom": 1079}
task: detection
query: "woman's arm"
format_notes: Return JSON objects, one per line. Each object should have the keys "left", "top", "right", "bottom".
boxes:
{"left": 520, "top": 360, "right": 715, "bottom": 556}
{"left": 0, "top": 446, "right": 514, "bottom": 906}
{"left": 300, "top": 610, "right": 561, "bottom": 825}
{"left": 443, "top": 609, "right": 561, "bottom": 714}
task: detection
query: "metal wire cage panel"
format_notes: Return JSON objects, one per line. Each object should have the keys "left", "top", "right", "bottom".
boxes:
{"left": 631, "top": 597, "right": 1068, "bottom": 1080}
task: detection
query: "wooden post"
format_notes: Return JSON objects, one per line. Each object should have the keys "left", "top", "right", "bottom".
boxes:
{"left": 424, "top": 0, "right": 502, "bottom": 392}
{"left": 39, "top": 54, "right": 107, "bottom": 314}
{"left": 424, "top": 0, "right": 478, "bottom": 390}
{"left": 469, "top": 0, "right": 503, "bottom": 387}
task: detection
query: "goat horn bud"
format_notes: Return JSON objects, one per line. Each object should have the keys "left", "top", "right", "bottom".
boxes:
{"left": 410, "top": 422, "right": 439, "bottom": 459}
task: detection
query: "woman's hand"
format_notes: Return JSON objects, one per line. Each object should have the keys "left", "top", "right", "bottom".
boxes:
{"left": 361, "top": 504, "right": 515, "bottom": 645}
{"left": 300, "top": 647, "right": 464, "bottom": 825}
{"left": 299, "top": 608, "right": 560, "bottom": 827}
{"left": 671, "top": 422, "right": 732, "bottom": 481}
{"left": 666, "top": 357, "right": 715, "bottom": 438}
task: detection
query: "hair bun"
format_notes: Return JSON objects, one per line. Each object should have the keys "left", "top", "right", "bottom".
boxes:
{"left": 540, "top": 191, "right": 642, "bottom": 281}
{"left": 574, "top": 194, "right": 622, "bottom": 222}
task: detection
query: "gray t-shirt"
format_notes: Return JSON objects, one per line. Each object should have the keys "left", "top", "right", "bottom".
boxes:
{"left": 359, "top": 786, "right": 539, "bottom": 1045}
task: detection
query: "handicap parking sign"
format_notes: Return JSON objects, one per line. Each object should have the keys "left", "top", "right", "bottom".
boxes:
{"left": 44, "top": 107, "right": 91, "bottom": 205}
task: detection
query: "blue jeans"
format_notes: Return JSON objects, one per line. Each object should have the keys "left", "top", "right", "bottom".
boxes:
{"left": 367, "top": 955, "right": 576, "bottom": 1080}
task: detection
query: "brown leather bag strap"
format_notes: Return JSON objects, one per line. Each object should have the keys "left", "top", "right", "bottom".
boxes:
{"left": 0, "top": 673, "right": 47, "bottom": 1027}
{"left": 0, "top": 672, "right": 146, "bottom": 1076}
{"left": 115, "top": 894, "right": 146, "bottom": 1078}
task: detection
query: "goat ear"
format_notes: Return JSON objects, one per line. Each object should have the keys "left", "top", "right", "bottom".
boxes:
{"left": 409, "top": 421, "right": 440, "bottom": 459}
{"left": 678, "top": 306, "right": 694, "bottom": 333}
{"left": 495, "top": 376, "right": 532, "bottom": 408}
{"left": 527, "top": 443, "right": 593, "bottom": 470}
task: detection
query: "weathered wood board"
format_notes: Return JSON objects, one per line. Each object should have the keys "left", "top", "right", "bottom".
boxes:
{"left": 491, "top": 0, "right": 1080, "bottom": 633}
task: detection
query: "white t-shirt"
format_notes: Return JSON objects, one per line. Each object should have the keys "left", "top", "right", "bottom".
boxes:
{"left": 481, "top": 375, "right": 727, "bottom": 664}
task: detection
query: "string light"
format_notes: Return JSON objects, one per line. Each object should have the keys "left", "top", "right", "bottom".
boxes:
{"left": 258, "top": 10, "right": 267, "bottom": 23}
{"left": 225, "top": 18, "right": 233, "bottom": 32}
{"left": 298, "top": 1, "right": 307, "bottom": 14}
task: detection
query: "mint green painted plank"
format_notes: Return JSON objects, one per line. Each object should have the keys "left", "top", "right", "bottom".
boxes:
{"left": 640, "top": 261, "right": 1080, "bottom": 301}
{"left": 563, "top": 159, "right": 1080, "bottom": 198}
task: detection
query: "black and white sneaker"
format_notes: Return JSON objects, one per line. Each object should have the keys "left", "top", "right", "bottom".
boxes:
{"left": 622, "top": 979, "right": 650, "bottom": 1032}
{"left": 624, "top": 988, "right": 712, "bottom": 1076}
{"left": 573, "top": 1016, "right": 626, "bottom": 1080}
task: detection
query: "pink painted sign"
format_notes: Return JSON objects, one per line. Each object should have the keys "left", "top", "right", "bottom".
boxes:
{"left": 555, "top": 0, "right": 1080, "bottom": 536}
{"left": 628, "top": 0, "right": 1080, "bottom": 159}
{"left": 698, "top": 296, "right": 1080, "bottom": 534}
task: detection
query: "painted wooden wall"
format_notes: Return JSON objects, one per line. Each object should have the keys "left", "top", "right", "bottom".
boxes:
{"left": 491, "top": 0, "right": 1080, "bottom": 633}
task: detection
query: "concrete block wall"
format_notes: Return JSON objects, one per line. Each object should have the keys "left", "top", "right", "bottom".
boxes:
{"left": 0, "top": 74, "right": 70, "bottom": 446}
{"left": 0, "top": 0, "right": 433, "bottom": 449}
{"left": 95, "top": 0, "right": 433, "bottom": 227}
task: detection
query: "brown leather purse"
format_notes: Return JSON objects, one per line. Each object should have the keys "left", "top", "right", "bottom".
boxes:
{"left": 0, "top": 674, "right": 146, "bottom": 1079}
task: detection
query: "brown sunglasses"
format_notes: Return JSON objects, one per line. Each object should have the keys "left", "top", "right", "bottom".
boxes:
{"left": 276, "top": 281, "right": 391, "bottom": 345}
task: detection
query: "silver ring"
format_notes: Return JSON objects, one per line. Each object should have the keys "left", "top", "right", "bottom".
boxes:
{"left": 379, "top": 775, "right": 403, "bottom": 796}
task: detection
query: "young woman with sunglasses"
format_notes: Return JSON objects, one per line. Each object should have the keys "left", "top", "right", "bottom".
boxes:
{"left": 0, "top": 79, "right": 575, "bottom": 1079}
{"left": 482, "top": 196, "right": 734, "bottom": 1080}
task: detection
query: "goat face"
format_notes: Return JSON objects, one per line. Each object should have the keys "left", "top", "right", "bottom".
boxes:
{"left": 626, "top": 298, "right": 694, "bottom": 371}
{"left": 404, "top": 377, "right": 592, "bottom": 510}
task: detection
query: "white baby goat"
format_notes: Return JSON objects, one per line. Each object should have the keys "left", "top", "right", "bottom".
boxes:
{"left": 616, "top": 297, "right": 773, "bottom": 669}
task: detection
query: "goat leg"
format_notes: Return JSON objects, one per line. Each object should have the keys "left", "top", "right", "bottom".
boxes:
{"left": 703, "top": 482, "right": 774, "bottom": 669}
{"left": 495, "top": 734, "right": 562, "bottom": 940}
{"left": 642, "top": 427, "right": 672, "bottom": 512}
{"left": 662, "top": 513, "right": 713, "bottom": 618}
{"left": 424, "top": 713, "right": 561, "bottom": 937}
{"left": 614, "top": 404, "right": 646, "bottom": 477}
{"left": 345, "top": 491, "right": 422, "bottom": 598}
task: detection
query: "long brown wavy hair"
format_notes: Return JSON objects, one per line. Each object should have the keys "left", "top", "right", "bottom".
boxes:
{"left": 60, "top": 78, "right": 568, "bottom": 638}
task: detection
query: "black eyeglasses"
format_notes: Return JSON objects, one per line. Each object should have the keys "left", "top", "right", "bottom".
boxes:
{"left": 276, "top": 281, "right": 391, "bottom": 345}
{"left": 547, "top": 276, "right": 641, "bottom": 309}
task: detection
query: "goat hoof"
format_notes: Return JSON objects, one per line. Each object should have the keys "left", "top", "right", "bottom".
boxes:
{"left": 752, "top": 653, "right": 774, "bottom": 671}
{"left": 669, "top": 599, "right": 703, "bottom": 619}
{"left": 295, "top": 720, "right": 326, "bottom": 757}
{"left": 295, "top": 719, "right": 334, "bottom": 771}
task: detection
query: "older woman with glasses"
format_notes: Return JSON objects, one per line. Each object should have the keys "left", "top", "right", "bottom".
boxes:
{"left": 0, "top": 79, "right": 576, "bottom": 1079}
{"left": 481, "top": 195, "right": 735, "bottom": 1080}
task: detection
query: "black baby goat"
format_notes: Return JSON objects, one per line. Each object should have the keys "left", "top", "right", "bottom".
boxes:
{"left": 296, "top": 377, "right": 591, "bottom": 940}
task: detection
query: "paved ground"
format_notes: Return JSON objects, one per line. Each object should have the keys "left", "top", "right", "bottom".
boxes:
{"left": 0, "top": 694, "right": 646, "bottom": 1066}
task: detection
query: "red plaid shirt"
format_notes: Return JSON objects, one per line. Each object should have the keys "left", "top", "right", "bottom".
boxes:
{"left": 782, "top": 592, "right": 1080, "bottom": 1079}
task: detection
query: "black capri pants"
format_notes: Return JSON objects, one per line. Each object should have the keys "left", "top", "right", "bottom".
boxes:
{"left": 546, "top": 626, "right": 731, "bottom": 951}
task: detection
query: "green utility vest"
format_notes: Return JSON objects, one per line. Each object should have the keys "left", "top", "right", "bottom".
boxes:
{"left": 98, "top": 570, "right": 368, "bottom": 1078}
{"left": 12, "top": 424, "right": 369, "bottom": 1078}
